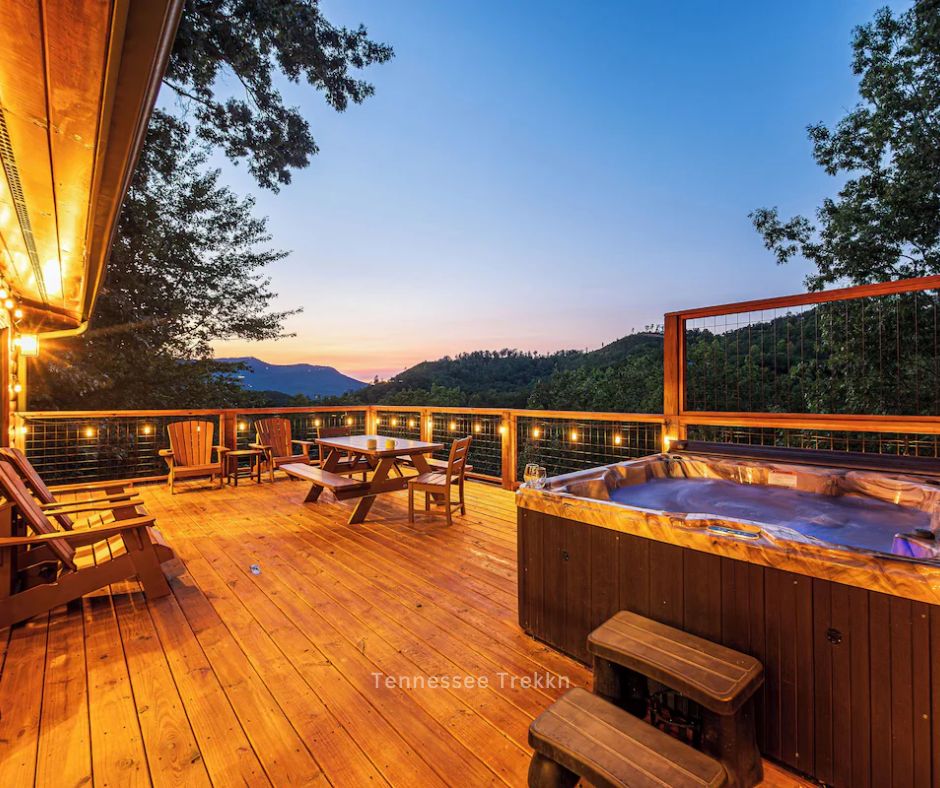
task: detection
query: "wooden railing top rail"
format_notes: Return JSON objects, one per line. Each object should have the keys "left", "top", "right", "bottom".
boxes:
{"left": 680, "top": 411, "right": 940, "bottom": 434}
{"left": 666, "top": 274, "right": 940, "bottom": 320}
{"left": 18, "top": 406, "right": 664, "bottom": 423}
{"left": 18, "top": 405, "right": 371, "bottom": 419}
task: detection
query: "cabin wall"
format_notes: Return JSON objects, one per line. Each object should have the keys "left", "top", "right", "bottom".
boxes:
{"left": 517, "top": 507, "right": 940, "bottom": 787}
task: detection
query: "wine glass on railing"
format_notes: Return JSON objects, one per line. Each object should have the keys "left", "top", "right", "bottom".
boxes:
{"left": 523, "top": 463, "right": 539, "bottom": 487}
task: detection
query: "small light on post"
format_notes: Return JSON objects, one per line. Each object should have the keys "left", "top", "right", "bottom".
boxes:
{"left": 17, "top": 334, "right": 39, "bottom": 357}
{"left": 18, "top": 426, "right": 27, "bottom": 435}
{"left": 449, "top": 421, "right": 457, "bottom": 432}
{"left": 407, "top": 419, "right": 415, "bottom": 429}
{"left": 346, "top": 417, "right": 354, "bottom": 426}
{"left": 498, "top": 424, "right": 507, "bottom": 436}
{"left": 84, "top": 427, "right": 96, "bottom": 439}
{"left": 391, "top": 417, "right": 398, "bottom": 427}
{"left": 531, "top": 427, "right": 540, "bottom": 439}
{"left": 569, "top": 430, "right": 579, "bottom": 443}
{"left": 238, "top": 421, "right": 247, "bottom": 431}
{"left": 473, "top": 423, "right": 481, "bottom": 433}
{"left": 314, "top": 418, "right": 322, "bottom": 427}
{"left": 613, "top": 434, "right": 623, "bottom": 446}
{"left": 141, "top": 424, "right": 153, "bottom": 436}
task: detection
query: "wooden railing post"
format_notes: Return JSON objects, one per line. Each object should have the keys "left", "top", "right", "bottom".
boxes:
{"left": 663, "top": 313, "right": 685, "bottom": 449}
{"left": 501, "top": 410, "right": 516, "bottom": 490}
{"left": 420, "top": 408, "right": 433, "bottom": 442}
{"left": 365, "top": 405, "right": 377, "bottom": 434}
{"left": 220, "top": 409, "right": 237, "bottom": 449}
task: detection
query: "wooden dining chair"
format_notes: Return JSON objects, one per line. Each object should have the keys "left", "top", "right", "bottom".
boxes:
{"left": 251, "top": 417, "right": 316, "bottom": 482}
{"left": 159, "top": 420, "right": 228, "bottom": 493}
{"left": 408, "top": 435, "right": 472, "bottom": 526}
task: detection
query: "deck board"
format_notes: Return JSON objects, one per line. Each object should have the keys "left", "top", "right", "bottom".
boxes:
{"left": 0, "top": 477, "right": 808, "bottom": 786}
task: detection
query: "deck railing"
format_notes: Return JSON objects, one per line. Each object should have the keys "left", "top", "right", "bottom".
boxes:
{"left": 15, "top": 276, "right": 940, "bottom": 488}
{"left": 12, "top": 405, "right": 664, "bottom": 487}
{"left": 665, "top": 274, "right": 940, "bottom": 455}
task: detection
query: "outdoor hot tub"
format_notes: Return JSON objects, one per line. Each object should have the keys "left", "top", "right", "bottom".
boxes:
{"left": 516, "top": 441, "right": 940, "bottom": 785}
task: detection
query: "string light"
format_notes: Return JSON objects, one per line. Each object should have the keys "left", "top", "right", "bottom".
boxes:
{"left": 3, "top": 299, "right": 13, "bottom": 310}
{"left": 0, "top": 288, "right": 8, "bottom": 300}
{"left": 17, "top": 334, "right": 38, "bottom": 357}
{"left": 12, "top": 308, "right": 22, "bottom": 320}
{"left": 12, "top": 382, "right": 22, "bottom": 394}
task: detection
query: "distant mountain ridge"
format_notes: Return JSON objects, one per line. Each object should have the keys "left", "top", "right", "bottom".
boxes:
{"left": 219, "top": 356, "right": 366, "bottom": 399}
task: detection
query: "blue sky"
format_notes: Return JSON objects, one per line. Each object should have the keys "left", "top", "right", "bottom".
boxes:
{"left": 209, "top": 0, "right": 903, "bottom": 380}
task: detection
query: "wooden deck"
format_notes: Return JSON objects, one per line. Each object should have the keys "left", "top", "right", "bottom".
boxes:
{"left": 0, "top": 477, "right": 807, "bottom": 786}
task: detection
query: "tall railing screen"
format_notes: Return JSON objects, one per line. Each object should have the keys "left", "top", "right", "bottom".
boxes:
{"left": 516, "top": 416, "right": 660, "bottom": 479}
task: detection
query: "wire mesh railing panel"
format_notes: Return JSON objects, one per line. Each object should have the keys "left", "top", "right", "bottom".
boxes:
{"left": 375, "top": 410, "right": 421, "bottom": 441}
{"left": 431, "top": 412, "right": 503, "bottom": 478}
{"left": 686, "top": 424, "right": 940, "bottom": 458}
{"left": 516, "top": 417, "right": 662, "bottom": 478}
{"left": 22, "top": 414, "right": 222, "bottom": 484}
{"left": 683, "top": 290, "right": 940, "bottom": 415}
{"left": 235, "top": 410, "right": 367, "bottom": 463}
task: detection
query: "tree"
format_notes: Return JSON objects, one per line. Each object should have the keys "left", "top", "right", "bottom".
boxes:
{"left": 33, "top": 1, "right": 392, "bottom": 409}
{"left": 32, "top": 117, "right": 292, "bottom": 409}
{"left": 164, "top": 0, "right": 393, "bottom": 191}
{"left": 752, "top": 1, "right": 940, "bottom": 290}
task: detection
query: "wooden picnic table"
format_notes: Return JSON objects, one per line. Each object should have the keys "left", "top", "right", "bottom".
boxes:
{"left": 282, "top": 434, "right": 444, "bottom": 524}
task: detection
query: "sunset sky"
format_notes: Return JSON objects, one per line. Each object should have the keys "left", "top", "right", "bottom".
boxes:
{"left": 209, "top": 0, "right": 899, "bottom": 381}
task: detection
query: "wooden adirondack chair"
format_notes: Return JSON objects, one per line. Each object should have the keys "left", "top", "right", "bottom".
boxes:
{"left": 0, "top": 446, "right": 136, "bottom": 531}
{"left": 408, "top": 435, "right": 472, "bottom": 526}
{"left": 0, "top": 461, "right": 174, "bottom": 629}
{"left": 159, "top": 420, "right": 228, "bottom": 493}
{"left": 250, "top": 417, "right": 316, "bottom": 482}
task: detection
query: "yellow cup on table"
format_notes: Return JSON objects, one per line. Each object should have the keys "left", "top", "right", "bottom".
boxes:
{"left": 366, "top": 438, "right": 378, "bottom": 450}
{"left": 385, "top": 438, "right": 397, "bottom": 450}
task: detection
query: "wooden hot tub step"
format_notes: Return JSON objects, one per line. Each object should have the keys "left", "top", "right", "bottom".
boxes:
{"left": 588, "top": 611, "right": 763, "bottom": 787}
{"left": 528, "top": 687, "right": 727, "bottom": 787}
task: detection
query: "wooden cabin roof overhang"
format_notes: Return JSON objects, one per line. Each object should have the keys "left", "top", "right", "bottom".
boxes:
{"left": 0, "top": 0, "right": 184, "bottom": 334}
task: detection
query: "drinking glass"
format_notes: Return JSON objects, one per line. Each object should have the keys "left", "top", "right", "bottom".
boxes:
{"left": 523, "top": 463, "right": 539, "bottom": 487}
{"left": 535, "top": 466, "right": 548, "bottom": 489}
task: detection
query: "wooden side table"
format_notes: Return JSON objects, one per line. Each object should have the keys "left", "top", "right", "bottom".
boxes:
{"left": 224, "top": 448, "right": 264, "bottom": 486}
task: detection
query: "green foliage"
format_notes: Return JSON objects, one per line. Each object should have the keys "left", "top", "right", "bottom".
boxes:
{"left": 165, "top": 0, "right": 393, "bottom": 190}
{"left": 33, "top": 1, "right": 391, "bottom": 410}
{"left": 31, "top": 118, "right": 292, "bottom": 409}
{"left": 330, "top": 334, "right": 664, "bottom": 412}
{"left": 752, "top": 1, "right": 940, "bottom": 289}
